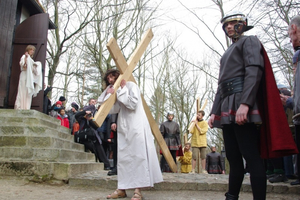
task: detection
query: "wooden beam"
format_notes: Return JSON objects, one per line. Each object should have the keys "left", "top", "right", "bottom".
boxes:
{"left": 188, "top": 97, "right": 200, "bottom": 132}
{"left": 103, "top": 29, "right": 177, "bottom": 173}
{"left": 197, "top": 98, "right": 200, "bottom": 113}
{"left": 94, "top": 29, "right": 153, "bottom": 128}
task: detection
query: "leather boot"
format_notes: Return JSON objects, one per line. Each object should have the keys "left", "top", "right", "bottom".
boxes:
{"left": 225, "top": 192, "right": 239, "bottom": 200}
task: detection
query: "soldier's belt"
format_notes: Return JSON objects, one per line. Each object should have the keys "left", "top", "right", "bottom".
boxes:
{"left": 164, "top": 133, "right": 176, "bottom": 138}
{"left": 219, "top": 76, "right": 244, "bottom": 99}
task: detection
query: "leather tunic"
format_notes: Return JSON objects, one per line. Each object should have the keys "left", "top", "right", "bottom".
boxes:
{"left": 160, "top": 120, "right": 181, "bottom": 150}
{"left": 211, "top": 35, "right": 264, "bottom": 128}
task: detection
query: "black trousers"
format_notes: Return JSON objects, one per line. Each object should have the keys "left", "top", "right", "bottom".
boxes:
{"left": 102, "top": 141, "right": 109, "bottom": 158}
{"left": 84, "top": 140, "right": 110, "bottom": 167}
{"left": 223, "top": 123, "right": 266, "bottom": 200}
{"left": 160, "top": 150, "right": 177, "bottom": 172}
{"left": 295, "top": 125, "right": 300, "bottom": 181}
{"left": 112, "top": 131, "right": 118, "bottom": 168}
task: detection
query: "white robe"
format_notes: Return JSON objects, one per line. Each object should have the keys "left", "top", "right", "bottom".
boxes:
{"left": 98, "top": 81, "right": 163, "bottom": 189}
{"left": 15, "top": 55, "right": 43, "bottom": 110}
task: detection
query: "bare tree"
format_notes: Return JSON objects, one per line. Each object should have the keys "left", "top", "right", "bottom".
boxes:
{"left": 40, "top": 0, "right": 97, "bottom": 101}
{"left": 247, "top": 0, "right": 300, "bottom": 88}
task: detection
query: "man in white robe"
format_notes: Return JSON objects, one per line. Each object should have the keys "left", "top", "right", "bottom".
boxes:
{"left": 15, "top": 45, "right": 42, "bottom": 110}
{"left": 98, "top": 69, "right": 163, "bottom": 200}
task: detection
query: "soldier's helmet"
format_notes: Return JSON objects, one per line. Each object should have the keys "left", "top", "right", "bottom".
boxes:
{"left": 221, "top": 11, "right": 253, "bottom": 38}
{"left": 167, "top": 111, "right": 174, "bottom": 117}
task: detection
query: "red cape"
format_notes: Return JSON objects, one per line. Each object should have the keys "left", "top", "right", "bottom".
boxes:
{"left": 259, "top": 45, "right": 298, "bottom": 158}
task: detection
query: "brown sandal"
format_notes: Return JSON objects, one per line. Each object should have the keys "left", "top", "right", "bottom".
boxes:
{"left": 107, "top": 189, "right": 127, "bottom": 199}
{"left": 131, "top": 191, "right": 143, "bottom": 200}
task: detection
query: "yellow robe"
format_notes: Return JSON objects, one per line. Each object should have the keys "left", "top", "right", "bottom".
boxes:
{"left": 179, "top": 151, "right": 192, "bottom": 173}
{"left": 190, "top": 120, "right": 208, "bottom": 147}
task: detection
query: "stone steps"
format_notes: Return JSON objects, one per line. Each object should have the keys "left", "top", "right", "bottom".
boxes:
{"left": 0, "top": 160, "right": 104, "bottom": 180}
{"left": 0, "top": 147, "right": 95, "bottom": 162}
{"left": 0, "top": 124, "right": 73, "bottom": 141}
{"left": 0, "top": 109, "right": 105, "bottom": 181}
{"left": 0, "top": 133, "right": 84, "bottom": 151}
{"left": 0, "top": 109, "right": 61, "bottom": 127}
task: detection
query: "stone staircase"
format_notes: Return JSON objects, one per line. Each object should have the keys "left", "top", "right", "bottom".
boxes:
{"left": 0, "top": 109, "right": 104, "bottom": 180}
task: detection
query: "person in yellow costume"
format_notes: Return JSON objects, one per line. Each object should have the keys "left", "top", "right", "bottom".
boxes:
{"left": 190, "top": 110, "right": 209, "bottom": 174}
{"left": 179, "top": 143, "right": 192, "bottom": 173}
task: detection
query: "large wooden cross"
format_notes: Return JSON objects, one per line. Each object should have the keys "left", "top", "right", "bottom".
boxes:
{"left": 94, "top": 29, "right": 177, "bottom": 172}
{"left": 188, "top": 98, "right": 208, "bottom": 132}
{"left": 188, "top": 98, "right": 200, "bottom": 132}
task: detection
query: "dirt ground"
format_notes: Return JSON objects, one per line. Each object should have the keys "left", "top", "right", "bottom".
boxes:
{"left": 0, "top": 176, "right": 299, "bottom": 200}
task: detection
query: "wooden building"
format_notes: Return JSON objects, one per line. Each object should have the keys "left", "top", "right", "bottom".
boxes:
{"left": 0, "top": 0, "right": 55, "bottom": 112}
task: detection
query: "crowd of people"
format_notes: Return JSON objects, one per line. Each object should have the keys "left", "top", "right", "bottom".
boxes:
{"left": 13, "top": 11, "right": 300, "bottom": 200}
{"left": 44, "top": 96, "right": 116, "bottom": 171}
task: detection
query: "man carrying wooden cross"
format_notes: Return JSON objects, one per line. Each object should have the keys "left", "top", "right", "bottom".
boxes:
{"left": 98, "top": 69, "right": 163, "bottom": 200}
{"left": 189, "top": 110, "right": 208, "bottom": 174}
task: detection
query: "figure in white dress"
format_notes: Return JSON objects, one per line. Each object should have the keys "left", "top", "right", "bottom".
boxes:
{"left": 14, "top": 45, "right": 43, "bottom": 110}
{"left": 98, "top": 69, "right": 163, "bottom": 200}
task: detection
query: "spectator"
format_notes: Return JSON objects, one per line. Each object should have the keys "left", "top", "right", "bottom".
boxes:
{"left": 87, "top": 98, "right": 96, "bottom": 106}
{"left": 75, "top": 105, "right": 110, "bottom": 170}
{"left": 107, "top": 114, "right": 118, "bottom": 176}
{"left": 49, "top": 101, "right": 62, "bottom": 118}
{"left": 50, "top": 96, "right": 66, "bottom": 113}
{"left": 14, "top": 45, "right": 42, "bottom": 110}
{"left": 57, "top": 108, "right": 69, "bottom": 128}
{"left": 96, "top": 105, "right": 111, "bottom": 157}
{"left": 59, "top": 96, "right": 66, "bottom": 107}
{"left": 287, "top": 15, "right": 300, "bottom": 186}
{"left": 67, "top": 102, "right": 79, "bottom": 134}
{"left": 43, "top": 84, "right": 52, "bottom": 115}
{"left": 206, "top": 146, "right": 225, "bottom": 174}
{"left": 190, "top": 110, "right": 208, "bottom": 174}
{"left": 72, "top": 120, "right": 80, "bottom": 135}
{"left": 178, "top": 143, "right": 192, "bottom": 173}
{"left": 266, "top": 86, "right": 294, "bottom": 183}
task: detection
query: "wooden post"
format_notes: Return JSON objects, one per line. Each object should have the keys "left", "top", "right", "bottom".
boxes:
{"left": 94, "top": 29, "right": 177, "bottom": 172}
{"left": 188, "top": 98, "right": 200, "bottom": 132}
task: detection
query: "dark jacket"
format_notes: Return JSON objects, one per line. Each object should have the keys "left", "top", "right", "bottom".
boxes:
{"left": 43, "top": 86, "right": 52, "bottom": 114}
{"left": 67, "top": 110, "right": 77, "bottom": 133}
{"left": 75, "top": 110, "right": 98, "bottom": 131}
{"left": 206, "top": 152, "right": 224, "bottom": 174}
{"left": 293, "top": 48, "right": 300, "bottom": 125}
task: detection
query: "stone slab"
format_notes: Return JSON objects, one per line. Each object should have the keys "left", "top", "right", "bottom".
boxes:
{"left": 68, "top": 171, "right": 300, "bottom": 194}
{"left": 0, "top": 147, "right": 95, "bottom": 162}
{"left": 0, "top": 161, "right": 104, "bottom": 180}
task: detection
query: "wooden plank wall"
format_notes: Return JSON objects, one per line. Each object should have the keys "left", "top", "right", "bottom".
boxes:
{"left": 8, "top": 13, "right": 49, "bottom": 112}
{"left": 0, "top": 0, "right": 18, "bottom": 107}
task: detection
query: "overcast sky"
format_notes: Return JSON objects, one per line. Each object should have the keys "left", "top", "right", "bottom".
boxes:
{"left": 150, "top": 0, "right": 263, "bottom": 59}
